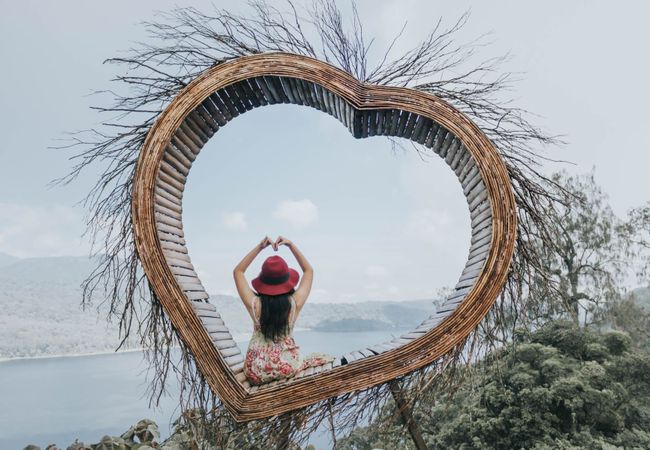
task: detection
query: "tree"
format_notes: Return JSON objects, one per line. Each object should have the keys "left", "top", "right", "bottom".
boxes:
{"left": 527, "top": 171, "right": 633, "bottom": 326}
{"left": 337, "top": 322, "right": 650, "bottom": 449}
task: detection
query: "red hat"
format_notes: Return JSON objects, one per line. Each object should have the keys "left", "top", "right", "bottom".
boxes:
{"left": 252, "top": 255, "right": 300, "bottom": 296}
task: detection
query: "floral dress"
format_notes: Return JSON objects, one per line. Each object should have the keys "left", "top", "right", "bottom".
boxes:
{"left": 243, "top": 295, "right": 333, "bottom": 386}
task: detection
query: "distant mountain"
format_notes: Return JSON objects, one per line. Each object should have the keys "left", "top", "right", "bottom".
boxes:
{"left": 1, "top": 254, "right": 438, "bottom": 360}
{"left": 0, "top": 252, "right": 19, "bottom": 269}
{"left": 209, "top": 295, "right": 436, "bottom": 335}
{"left": 0, "top": 254, "right": 138, "bottom": 360}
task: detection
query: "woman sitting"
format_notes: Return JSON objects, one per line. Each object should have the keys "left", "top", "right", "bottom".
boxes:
{"left": 233, "top": 235, "right": 333, "bottom": 386}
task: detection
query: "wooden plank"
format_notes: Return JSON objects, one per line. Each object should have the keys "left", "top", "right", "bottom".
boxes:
{"left": 179, "top": 121, "right": 206, "bottom": 148}
{"left": 159, "top": 240, "right": 188, "bottom": 255}
{"left": 250, "top": 77, "right": 275, "bottom": 105}
{"left": 360, "top": 110, "right": 369, "bottom": 138}
{"left": 155, "top": 221, "right": 184, "bottom": 239}
{"left": 450, "top": 142, "right": 465, "bottom": 169}
{"left": 424, "top": 123, "right": 441, "bottom": 148}
{"left": 174, "top": 127, "right": 202, "bottom": 155}
{"left": 459, "top": 266, "right": 483, "bottom": 283}
{"left": 467, "top": 181, "right": 487, "bottom": 205}
{"left": 158, "top": 230, "right": 186, "bottom": 246}
{"left": 389, "top": 109, "right": 401, "bottom": 136}
{"left": 205, "top": 323, "right": 230, "bottom": 334}
{"left": 164, "top": 256, "right": 194, "bottom": 271}
{"left": 312, "top": 84, "right": 327, "bottom": 111}
{"left": 157, "top": 168, "right": 185, "bottom": 193}
{"left": 396, "top": 111, "right": 411, "bottom": 136}
{"left": 202, "top": 96, "right": 228, "bottom": 126}
{"left": 285, "top": 77, "right": 304, "bottom": 105}
{"left": 471, "top": 232, "right": 492, "bottom": 251}
{"left": 398, "top": 332, "right": 426, "bottom": 340}
{"left": 462, "top": 168, "right": 483, "bottom": 195}
{"left": 209, "top": 92, "right": 235, "bottom": 121}
{"left": 200, "top": 314, "right": 225, "bottom": 325}
{"left": 185, "top": 291, "right": 209, "bottom": 301}
{"left": 414, "top": 117, "right": 431, "bottom": 144}
{"left": 190, "top": 300, "right": 217, "bottom": 312}
{"left": 266, "top": 76, "right": 290, "bottom": 103}
{"left": 194, "top": 103, "right": 220, "bottom": 132}
{"left": 160, "top": 156, "right": 188, "bottom": 183}
{"left": 345, "top": 102, "right": 355, "bottom": 134}
{"left": 297, "top": 79, "right": 317, "bottom": 107}
{"left": 359, "top": 349, "right": 375, "bottom": 358}
{"left": 241, "top": 79, "right": 264, "bottom": 107}
{"left": 155, "top": 194, "right": 182, "bottom": 214}
{"left": 160, "top": 160, "right": 186, "bottom": 184}
{"left": 403, "top": 113, "right": 418, "bottom": 139}
{"left": 156, "top": 179, "right": 184, "bottom": 204}
{"left": 223, "top": 84, "right": 249, "bottom": 113}
{"left": 453, "top": 150, "right": 471, "bottom": 175}
{"left": 458, "top": 158, "right": 476, "bottom": 182}
{"left": 213, "top": 339, "right": 238, "bottom": 350}
{"left": 156, "top": 211, "right": 183, "bottom": 230}
{"left": 170, "top": 266, "right": 197, "bottom": 279}
{"left": 185, "top": 112, "right": 212, "bottom": 143}
{"left": 465, "top": 247, "right": 489, "bottom": 269}
{"left": 166, "top": 143, "right": 194, "bottom": 167}
{"left": 468, "top": 240, "right": 491, "bottom": 260}
{"left": 438, "top": 131, "right": 455, "bottom": 158}
{"left": 279, "top": 77, "right": 298, "bottom": 104}
{"left": 218, "top": 346, "right": 241, "bottom": 358}
{"left": 431, "top": 128, "right": 449, "bottom": 154}
{"left": 214, "top": 89, "right": 240, "bottom": 118}
{"left": 229, "top": 361, "right": 245, "bottom": 372}
{"left": 445, "top": 138, "right": 461, "bottom": 166}
{"left": 471, "top": 206, "right": 492, "bottom": 229}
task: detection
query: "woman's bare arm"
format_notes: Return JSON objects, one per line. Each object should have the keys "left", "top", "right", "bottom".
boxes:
{"left": 234, "top": 236, "right": 272, "bottom": 318}
{"left": 274, "top": 236, "right": 312, "bottom": 313}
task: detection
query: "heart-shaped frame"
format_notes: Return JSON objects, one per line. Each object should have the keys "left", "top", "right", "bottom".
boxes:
{"left": 132, "top": 52, "right": 516, "bottom": 421}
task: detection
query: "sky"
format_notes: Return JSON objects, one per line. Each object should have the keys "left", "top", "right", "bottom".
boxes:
{"left": 0, "top": 1, "right": 648, "bottom": 303}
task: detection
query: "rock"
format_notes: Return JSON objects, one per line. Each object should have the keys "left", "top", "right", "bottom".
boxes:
{"left": 67, "top": 440, "right": 91, "bottom": 450}
{"left": 121, "top": 419, "right": 160, "bottom": 446}
{"left": 90, "top": 435, "right": 127, "bottom": 450}
{"left": 22, "top": 446, "right": 41, "bottom": 450}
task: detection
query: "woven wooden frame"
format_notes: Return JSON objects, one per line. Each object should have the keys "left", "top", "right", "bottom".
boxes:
{"left": 132, "top": 52, "right": 517, "bottom": 421}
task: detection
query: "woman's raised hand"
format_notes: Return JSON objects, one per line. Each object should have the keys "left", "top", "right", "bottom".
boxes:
{"left": 273, "top": 235, "right": 293, "bottom": 251}
{"left": 258, "top": 236, "right": 273, "bottom": 250}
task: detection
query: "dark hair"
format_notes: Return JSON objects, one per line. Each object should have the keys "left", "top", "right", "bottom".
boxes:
{"left": 257, "top": 289, "right": 294, "bottom": 342}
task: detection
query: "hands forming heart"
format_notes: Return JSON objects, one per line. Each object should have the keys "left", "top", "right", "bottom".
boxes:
{"left": 259, "top": 236, "right": 293, "bottom": 251}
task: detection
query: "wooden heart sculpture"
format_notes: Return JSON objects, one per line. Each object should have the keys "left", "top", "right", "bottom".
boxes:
{"left": 132, "top": 52, "right": 517, "bottom": 421}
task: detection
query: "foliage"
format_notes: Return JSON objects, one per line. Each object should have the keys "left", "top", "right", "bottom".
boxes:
{"left": 337, "top": 321, "right": 650, "bottom": 449}
{"left": 525, "top": 171, "right": 634, "bottom": 326}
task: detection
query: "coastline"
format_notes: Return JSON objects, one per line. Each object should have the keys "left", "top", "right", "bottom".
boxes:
{"left": 0, "top": 330, "right": 270, "bottom": 364}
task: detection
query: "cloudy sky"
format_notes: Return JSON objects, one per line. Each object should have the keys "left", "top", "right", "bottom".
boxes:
{"left": 1, "top": 1, "right": 648, "bottom": 302}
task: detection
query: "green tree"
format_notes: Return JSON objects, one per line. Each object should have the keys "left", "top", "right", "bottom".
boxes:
{"left": 338, "top": 322, "right": 650, "bottom": 449}
{"left": 529, "top": 171, "right": 633, "bottom": 326}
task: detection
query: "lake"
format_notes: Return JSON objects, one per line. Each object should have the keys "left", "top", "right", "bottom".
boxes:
{"left": 0, "top": 329, "right": 407, "bottom": 449}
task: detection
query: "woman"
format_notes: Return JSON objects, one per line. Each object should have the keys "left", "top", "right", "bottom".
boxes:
{"left": 233, "top": 235, "right": 333, "bottom": 385}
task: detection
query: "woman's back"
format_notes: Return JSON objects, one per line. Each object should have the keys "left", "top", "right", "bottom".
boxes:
{"left": 244, "top": 294, "right": 306, "bottom": 385}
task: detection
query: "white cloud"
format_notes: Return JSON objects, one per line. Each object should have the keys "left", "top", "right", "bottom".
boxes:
{"left": 222, "top": 211, "right": 248, "bottom": 231}
{"left": 0, "top": 203, "right": 88, "bottom": 258}
{"left": 272, "top": 199, "right": 319, "bottom": 229}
